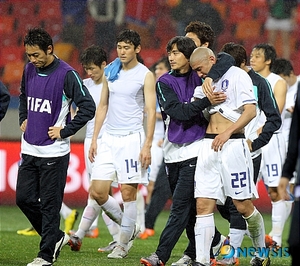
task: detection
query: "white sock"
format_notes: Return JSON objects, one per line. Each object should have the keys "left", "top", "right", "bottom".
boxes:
{"left": 102, "top": 211, "right": 120, "bottom": 242}
{"left": 136, "top": 189, "right": 145, "bottom": 233}
{"left": 101, "top": 195, "right": 123, "bottom": 225}
{"left": 119, "top": 201, "right": 137, "bottom": 249}
{"left": 88, "top": 199, "right": 99, "bottom": 229}
{"left": 91, "top": 215, "right": 99, "bottom": 229}
{"left": 229, "top": 228, "right": 245, "bottom": 257}
{"left": 60, "top": 202, "right": 72, "bottom": 219}
{"left": 195, "top": 213, "right": 215, "bottom": 264}
{"left": 284, "top": 201, "right": 293, "bottom": 222}
{"left": 243, "top": 208, "right": 265, "bottom": 249}
{"left": 76, "top": 199, "right": 101, "bottom": 239}
{"left": 271, "top": 200, "right": 286, "bottom": 246}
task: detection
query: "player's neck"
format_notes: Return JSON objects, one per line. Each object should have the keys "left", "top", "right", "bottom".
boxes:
{"left": 122, "top": 58, "right": 139, "bottom": 71}
{"left": 257, "top": 68, "right": 270, "bottom": 78}
{"left": 94, "top": 74, "right": 103, "bottom": 85}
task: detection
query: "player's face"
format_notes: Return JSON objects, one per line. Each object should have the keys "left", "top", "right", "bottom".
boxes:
{"left": 117, "top": 41, "right": 140, "bottom": 64}
{"left": 185, "top": 32, "right": 202, "bottom": 47}
{"left": 25, "top": 44, "right": 53, "bottom": 68}
{"left": 155, "top": 62, "right": 169, "bottom": 79}
{"left": 168, "top": 44, "right": 190, "bottom": 73}
{"left": 83, "top": 62, "right": 106, "bottom": 84}
{"left": 249, "top": 48, "right": 269, "bottom": 73}
{"left": 190, "top": 57, "right": 213, "bottom": 78}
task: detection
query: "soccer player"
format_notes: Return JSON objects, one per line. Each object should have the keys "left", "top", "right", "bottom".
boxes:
{"left": 271, "top": 58, "right": 300, "bottom": 147}
{"left": 191, "top": 47, "right": 269, "bottom": 266}
{"left": 250, "top": 43, "right": 289, "bottom": 249}
{"left": 68, "top": 45, "right": 122, "bottom": 252}
{"left": 70, "top": 29, "right": 157, "bottom": 259}
{"left": 215, "top": 42, "right": 281, "bottom": 265}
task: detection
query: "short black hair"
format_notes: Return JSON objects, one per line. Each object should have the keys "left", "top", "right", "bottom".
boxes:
{"left": 80, "top": 45, "right": 107, "bottom": 67}
{"left": 116, "top": 29, "right": 141, "bottom": 49}
{"left": 221, "top": 42, "right": 247, "bottom": 67}
{"left": 271, "top": 58, "right": 294, "bottom": 76}
{"left": 24, "top": 27, "right": 53, "bottom": 54}
{"left": 185, "top": 21, "right": 215, "bottom": 48}
{"left": 166, "top": 36, "right": 197, "bottom": 59}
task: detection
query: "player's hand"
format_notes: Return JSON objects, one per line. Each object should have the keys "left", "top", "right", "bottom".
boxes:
{"left": 20, "top": 119, "right": 27, "bottom": 132}
{"left": 212, "top": 131, "right": 231, "bottom": 151}
{"left": 48, "top": 126, "right": 62, "bottom": 140}
{"left": 278, "top": 177, "right": 290, "bottom": 200}
{"left": 207, "top": 91, "right": 227, "bottom": 105}
{"left": 286, "top": 106, "right": 294, "bottom": 113}
{"left": 88, "top": 141, "right": 97, "bottom": 163}
{"left": 202, "top": 77, "right": 213, "bottom": 97}
{"left": 157, "top": 138, "right": 164, "bottom": 147}
{"left": 139, "top": 145, "right": 151, "bottom": 169}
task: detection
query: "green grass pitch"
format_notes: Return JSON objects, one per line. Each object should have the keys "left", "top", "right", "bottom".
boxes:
{"left": 0, "top": 206, "right": 292, "bottom": 265}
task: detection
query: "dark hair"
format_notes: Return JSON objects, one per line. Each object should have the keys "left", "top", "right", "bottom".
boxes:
{"left": 80, "top": 45, "right": 107, "bottom": 67}
{"left": 24, "top": 27, "right": 53, "bottom": 54}
{"left": 116, "top": 29, "right": 141, "bottom": 49}
{"left": 166, "top": 36, "right": 197, "bottom": 59}
{"left": 221, "top": 42, "right": 247, "bottom": 67}
{"left": 252, "top": 43, "right": 277, "bottom": 69}
{"left": 185, "top": 21, "right": 215, "bottom": 49}
{"left": 271, "top": 58, "right": 294, "bottom": 76}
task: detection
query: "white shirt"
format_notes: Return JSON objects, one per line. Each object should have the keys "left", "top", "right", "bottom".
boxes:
{"left": 83, "top": 78, "right": 106, "bottom": 139}
{"left": 259, "top": 72, "right": 286, "bottom": 133}
{"left": 194, "top": 66, "right": 256, "bottom": 122}
{"left": 283, "top": 75, "right": 300, "bottom": 143}
{"left": 106, "top": 63, "right": 150, "bottom": 135}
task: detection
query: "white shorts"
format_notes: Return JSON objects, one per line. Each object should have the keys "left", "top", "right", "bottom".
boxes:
{"left": 260, "top": 133, "right": 286, "bottom": 187}
{"left": 194, "top": 135, "right": 258, "bottom": 205}
{"left": 84, "top": 137, "right": 101, "bottom": 179}
{"left": 149, "top": 137, "right": 164, "bottom": 182}
{"left": 91, "top": 131, "right": 149, "bottom": 185}
{"left": 265, "top": 16, "right": 294, "bottom": 31}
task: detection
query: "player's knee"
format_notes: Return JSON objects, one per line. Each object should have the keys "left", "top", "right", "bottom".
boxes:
{"left": 268, "top": 187, "right": 279, "bottom": 201}
{"left": 196, "top": 198, "right": 215, "bottom": 215}
{"left": 89, "top": 189, "right": 107, "bottom": 205}
{"left": 233, "top": 199, "right": 254, "bottom": 217}
{"left": 120, "top": 184, "right": 137, "bottom": 202}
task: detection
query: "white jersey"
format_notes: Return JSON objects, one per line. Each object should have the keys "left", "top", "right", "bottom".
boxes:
{"left": 83, "top": 78, "right": 106, "bottom": 139}
{"left": 283, "top": 76, "right": 299, "bottom": 144}
{"left": 194, "top": 66, "right": 258, "bottom": 203}
{"left": 259, "top": 73, "right": 287, "bottom": 186}
{"left": 259, "top": 72, "right": 286, "bottom": 133}
{"left": 106, "top": 63, "right": 150, "bottom": 135}
{"left": 194, "top": 66, "right": 256, "bottom": 122}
